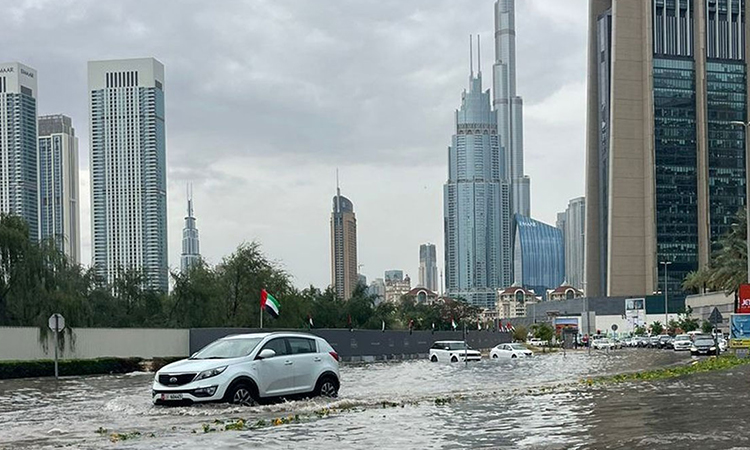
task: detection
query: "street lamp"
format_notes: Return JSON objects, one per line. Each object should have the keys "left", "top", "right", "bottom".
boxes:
{"left": 729, "top": 120, "right": 750, "bottom": 285}
{"left": 660, "top": 261, "right": 672, "bottom": 331}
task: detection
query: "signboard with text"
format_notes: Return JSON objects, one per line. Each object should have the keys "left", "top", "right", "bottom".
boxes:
{"left": 625, "top": 298, "right": 646, "bottom": 329}
{"left": 730, "top": 314, "right": 750, "bottom": 348}
{"left": 738, "top": 284, "right": 750, "bottom": 314}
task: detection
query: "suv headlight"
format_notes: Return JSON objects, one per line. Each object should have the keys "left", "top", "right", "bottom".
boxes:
{"left": 195, "top": 366, "right": 227, "bottom": 381}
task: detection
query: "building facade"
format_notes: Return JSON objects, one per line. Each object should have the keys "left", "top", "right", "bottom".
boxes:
{"left": 330, "top": 185, "right": 358, "bottom": 300}
{"left": 444, "top": 37, "right": 512, "bottom": 309}
{"left": 384, "top": 270, "right": 404, "bottom": 283}
{"left": 180, "top": 187, "right": 200, "bottom": 272}
{"left": 418, "top": 243, "right": 438, "bottom": 291}
{"left": 38, "top": 115, "right": 80, "bottom": 262}
{"left": 513, "top": 215, "right": 565, "bottom": 297}
{"left": 385, "top": 274, "right": 411, "bottom": 303}
{"left": 558, "top": 196, "right": 585, "bottom": 290}
{"left": 494, "top": 0, "right": 531, "bottom": 218}
{"left": 586, "top": 0, "right": 750, "bottom": 299}
{"left": 497, "top": 286, "right": 537, "bottom": 319}
{"left": 0, "top": 62, "right": 39, "bottom": 240}
{"left": 548, "top": 285, "right": 584, "bottom": 302}
{"left": 89, "top": 58, "right": 168, "bottom": 291}
{"left": 368, "top": 278, "right": 386, "bottom": 305}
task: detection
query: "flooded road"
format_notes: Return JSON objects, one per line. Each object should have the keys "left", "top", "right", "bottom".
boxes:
{"left": 1, "top": 349, "right": 746, "bottom": 449}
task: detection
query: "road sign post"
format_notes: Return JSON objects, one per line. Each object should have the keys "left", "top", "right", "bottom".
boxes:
{"left": 48, "top": 314, "right": 65, "bottom": 380}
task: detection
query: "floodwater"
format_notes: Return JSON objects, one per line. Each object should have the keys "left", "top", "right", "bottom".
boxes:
{"left": 0, "top": 349, "right": 746, "bottom": 449}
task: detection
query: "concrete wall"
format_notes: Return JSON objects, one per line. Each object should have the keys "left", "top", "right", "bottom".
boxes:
{"left": 189, "top": 328, "right": 512, "bottom": 360}
{"left": 686, "top": 292, "right": 734, "bottom": 331}
{"left": 0, "top": 327, "right": 189, "bottom": 361}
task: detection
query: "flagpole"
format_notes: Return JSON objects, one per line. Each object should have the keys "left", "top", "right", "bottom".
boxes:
{"left": 260, "top": 304, "right": 263, "bottom": 329}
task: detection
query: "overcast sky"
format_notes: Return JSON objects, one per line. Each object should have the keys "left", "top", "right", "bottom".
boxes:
{"left": 2, "top": 0, "right": 588, "bottom": 290}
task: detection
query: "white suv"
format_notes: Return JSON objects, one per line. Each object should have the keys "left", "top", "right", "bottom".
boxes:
{"left": 429, "top": 340, "right": 482, "bottom": 362}
{"left": 152, "top": 332, "right": 340, "bottom": 406}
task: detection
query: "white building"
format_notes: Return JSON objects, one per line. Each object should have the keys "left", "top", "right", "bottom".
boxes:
{"left": 38, "top": 115, "right": 80, "bottom": 262}
{"left": 557, "top": 197, "right": 585, "bottom": 290}
{"left": 0, "top": 62, "right": 39, "bottom": 239}
{"left": 88, "top": 58, "right": 168, "bottom": 291}
{"left": 385, "top": 274, "right": 411, "bottom": 303}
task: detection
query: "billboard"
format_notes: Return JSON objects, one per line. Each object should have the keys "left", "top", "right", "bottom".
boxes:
{"left": 730, "top": 314, "right": 750, "bottom": 348}
{"left": 625, "top": 298, "right": 646, "bottom": 329}
{"left": 739, "top": 285, "right": 750, "bottom": 314}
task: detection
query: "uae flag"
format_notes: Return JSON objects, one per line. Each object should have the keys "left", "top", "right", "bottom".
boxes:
{"left": 451, "top": 318, "right": 457, "bottom": 330}
{"left": 260, "top": 289, "right": 280, "bottom": 318}
{"left": 308, "top": 314, "right": 314, "bottom": 328}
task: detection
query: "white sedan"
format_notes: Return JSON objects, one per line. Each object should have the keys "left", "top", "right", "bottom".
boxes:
{"left": 592, "top": 338, "right": 616, "bottom": 350}
{"left": 490, "top": 343, "right": 533, "bottom": 359}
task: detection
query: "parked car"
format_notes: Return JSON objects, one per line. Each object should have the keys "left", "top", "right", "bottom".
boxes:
{"left": 490, "top": 343, "right": 533, "bottom": 359}
{"left": 672, "top": 334, "right": 692, "bottom": 351}
{"left": 528, "top": 338, "right": 548, "bottom": 347}
{"left": 635, "top": 337, "right": 650, "bottom": 347}
{"left": 592, "top": 338, "right": 616, "bottom": 350}
{"left": 429, "top": 341, "right": 482, "bottom": 362}
{"left": 690, "top": 337, "right": 719, "bottom": 356}
{"left": 152, "top": 332, "right": 340, "bottom": 406}
{"left": 648, "top": 336, "right": 661, "bottom": 348}
{"left": 656, "top": 335, "right": 672, "bottom": 349}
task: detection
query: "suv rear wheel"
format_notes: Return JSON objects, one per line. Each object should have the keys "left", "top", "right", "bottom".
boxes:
{"left": 430, "top": 355, "right": 438, "bottom": 362}
{"left": 315, "top": 375, "right": 339, "bottom": 398}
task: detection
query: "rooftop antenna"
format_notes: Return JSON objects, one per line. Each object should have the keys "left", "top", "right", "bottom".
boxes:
{"left": 187, "top": 183, "right": 193, "bottom": 217}
{"left": 469, "top": 34, "right": 474, "bottom": 77}
{"left": 477, "top": 34, "right": 481, "bottom": 75}
{"left": 335, "top": 168, "right": 341, "bottom": 212}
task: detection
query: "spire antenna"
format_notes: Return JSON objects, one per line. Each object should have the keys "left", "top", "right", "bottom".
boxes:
{"left": 469, "top": 34, "right": 474, "bottom": 77}
{"left": 477, "top": 34, "right": 481, "bottom": 74}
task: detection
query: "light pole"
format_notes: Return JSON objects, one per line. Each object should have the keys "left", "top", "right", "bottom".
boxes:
{"left": 729, "top": 120, "right": 750, "bottom": 285}
{"left": 660, "top": 261, "right": 672, "bottom": 332}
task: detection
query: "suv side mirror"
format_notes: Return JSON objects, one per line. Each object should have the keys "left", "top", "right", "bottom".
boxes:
{"left": 257, "top": 348, "right": 276, "bottom": 360}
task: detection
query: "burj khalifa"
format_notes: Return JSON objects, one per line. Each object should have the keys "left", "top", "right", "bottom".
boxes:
{"left": 493, "top": 0, "right": 530, "bottom": 217}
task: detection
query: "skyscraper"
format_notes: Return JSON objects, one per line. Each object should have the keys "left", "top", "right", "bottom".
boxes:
{"left": 418, "top": 243, "right": 438, "bottom": 292}
{"left": 330, "top": 182, "right": 357, "bottom": 300}
{"left": 585, "top": 1, "right": 749, "bottom": 298}
{"left": 559, "top": 197, "right": 585, "bottom": 291}
{"left": 89, "top": 58, "right": 168, "bottom": 291}
{"left": 513, "top": 215, "right": 565, "bottom": 297}
{"left": 38, "top": 115, "right": 80, "bottom": 262}
{"left": 0, "top": 62, "right": 38, "bottom": 240}
{"left": 444, "top": 37, "right": 512, "bottom": 309}
{"left": 493, "top": 0, "right": 531, "bottom": 217}
{"left": 180, "top": 186, "right": 200, "bottom": 272}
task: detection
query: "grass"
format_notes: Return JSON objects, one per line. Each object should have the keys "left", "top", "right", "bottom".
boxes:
{"left": 583, "top": 354, "right": 750, "bottom": 385}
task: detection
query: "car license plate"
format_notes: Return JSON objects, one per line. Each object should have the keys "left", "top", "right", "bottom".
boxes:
{"left": 161, "top": 393, "right": 183, "bottom": 401}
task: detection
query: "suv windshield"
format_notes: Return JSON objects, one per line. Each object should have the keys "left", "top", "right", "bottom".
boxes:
{"left": 447, "top": 342, "right": 470, "bottom": 350}
{"left": 191, "top": 337, "right": 263, "bottom": 359}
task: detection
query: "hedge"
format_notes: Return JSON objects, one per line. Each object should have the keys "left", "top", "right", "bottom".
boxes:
{"left": 0, "top": 357, "right": 144, "bottom": 379}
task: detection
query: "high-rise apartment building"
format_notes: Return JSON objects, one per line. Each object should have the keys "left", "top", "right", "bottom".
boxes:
{"left": 558, "top": 197, "right": 585, "bottom": 290}
{"left": 330, "top": 184, "right": 357, "bottom": 300}
{"left": 494, "top": 0, "right": 531, "bottom": 217}
{"left": 38, "top": 115, "right": 80, "bottom": 262}
{"left": 586, "top": 0, "right": 749, "bottom": 298}
{"left": 89, "top": 58, "right": 168, "bottom": 291}
{"left": 180, "top": 187, "right": 200, "bottom": 272}
{"left": 444, "top": 37, "right": 512, "bottom": 309}
{"left": 0, "top": 62, "right": 39, "bottom": 240}
{"left": 418, "top": 243, "right": 438, "bottom": 292}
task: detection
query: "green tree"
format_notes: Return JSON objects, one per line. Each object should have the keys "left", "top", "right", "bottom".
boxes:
{"left": 633, "top": 326, "right": 647, "bottom": 336}
{"left": 532, "top": 322, "right": 554, "bottom": 342}
{"left": 512, "top": 325, "right": 527, "bottom": 342}
{"left": 650, "top": 321, "right": 664, "bottom": 335}
{"left": 701, "top": 319, "right": 714, "bottom": 333}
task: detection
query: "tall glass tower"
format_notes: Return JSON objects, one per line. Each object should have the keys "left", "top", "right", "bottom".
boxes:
{"left": 444, "top": 37, "right": 512, "bottom": 309}
{"left": 493, "top": 0, "right": 531, "bottom": 218}
{"left": 330, "top": 182, "right": 358, "bottom": 300}
{"left": 418, "top": 243, "right": 438, "bottom": 292}
{"left": 180, "top": 185, "right": 200, "bottom": 272}
{"left": 0, "top": 62, "right": 38, "bottom": 240}
{"left": 89, "top": 58, "right": 168, "bottom": 291}
{"left": 38, "top": 114, "right": 80, "bottom": 263}
{"left": 585, "top": 0, "right": 748, "bottom": 298}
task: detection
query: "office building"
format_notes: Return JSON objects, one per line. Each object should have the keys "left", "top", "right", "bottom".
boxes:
{"left": 0, "top": 62, "right": 38, "bottom": 240}
{"left": 558, "top": 196, "right": 585, "bottom": 290}
{"left": 585, "top": 0, "right": 749, "bottom": 298}
{"left": 494, "top": 0, "right": 531, "bottom": 217}
{"left": 330, "top": 183, "right": 357, "bottom": 300}
{"left": 384, "top": 270, "right": 404, "bottom": 283}
{"left": 444, "top": 36, "right": 512, "bottom": 309}
{"left": 368, "top": 278, "right": 386, "bottom": 305}
{"left": 38, "top": 114, "right": 80, "bottom": 262}
{"left": 180, "top": 186, "right": 200, "bottom": 272}
{"left": 418, "top": 243, "right": 438, "bottom": 291}
{"left": 89, "top": 58, "right": 168, "bottom": 291}
{"left": 513, "top": 215, "right": 565, "bottom": 297}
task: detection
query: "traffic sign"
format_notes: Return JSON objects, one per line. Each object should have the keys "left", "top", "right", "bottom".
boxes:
{"left": 611, "top": 324, "right": 618, "bottom": 331}
{"left": 48, "top": 313, "right": 65, "bottom": 332}
{"left": 708, "top": 307, "right": 724, "bottom": 325}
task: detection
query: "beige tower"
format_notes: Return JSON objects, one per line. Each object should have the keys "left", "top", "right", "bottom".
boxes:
{"left": 330, "top": 184, "right": 358, "bottom": 300}
{"left": 585, "top": 0, "right": 750, "bottom": 298}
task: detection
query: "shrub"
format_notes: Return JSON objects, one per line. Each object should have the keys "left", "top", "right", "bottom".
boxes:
{"left": 0, "top": 357, "right": 143, "bottom": 380}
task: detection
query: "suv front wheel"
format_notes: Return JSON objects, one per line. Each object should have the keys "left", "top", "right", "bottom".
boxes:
{"left": 226, "top": 381, "right": 259, "bottom": 406}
